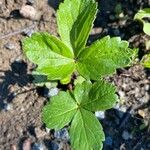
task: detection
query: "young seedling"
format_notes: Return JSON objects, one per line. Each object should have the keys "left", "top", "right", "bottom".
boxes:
{"left": 22, "top": 0, "right": 136, "bottom": 149}
{"left": 134, "top": 8, "right": 150, "bottom": 67}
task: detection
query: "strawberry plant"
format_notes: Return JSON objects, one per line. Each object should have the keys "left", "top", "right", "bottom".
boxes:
{"left": 22, "top": 0, "right": 136, "bottom": 149}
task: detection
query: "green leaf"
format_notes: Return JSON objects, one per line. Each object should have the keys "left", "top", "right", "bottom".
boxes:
{"left": 22, "top": 32, "right": 75, "bottom": 81}
{"left": 141, "top": 54, "right": 150, "bottom": 68}
{"left": 134, "top": 8, "right": 150, "bottom": 36}
{"left": 74, "top": 81, "right": 117, "bottom": 111}
{"left": 77, "top": 36, "right": 133, "bottom": 80}
{"left": 42, "top": 91, "right": 77, "bottom": 130}
{"left": 134, "top": 8, "right": 150, "bottom": 20}
{"left": 143, "top": 22, "right": 150, "bottom": 36}
{"left": 70, "top": 108, "right": 105, "bottom": 150}
{"left": 57, "top": 0, "right": 97, "bottom": 54}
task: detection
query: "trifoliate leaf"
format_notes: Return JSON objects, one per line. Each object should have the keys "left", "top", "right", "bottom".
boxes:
{"left": 74, "top": 81, "right": 117, "bottom": 111}
{"left": 77, "top": 36, "right": 133, "bottom": 80}
{"left": 57, "top": 0, "right": 97, "bottom": 54}
{"left": 22, "top": 32, "right": 75, "bottom": 81}
{"left": 70, "top": 108, "right": 105, "bottom": 150}
{"left": 42, "top": 91, "right": 77, "bottom": 130}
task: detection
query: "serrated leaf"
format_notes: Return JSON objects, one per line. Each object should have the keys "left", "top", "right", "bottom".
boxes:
{"left": 22, "top": 32, "right": 75, "bottom": 81}
{"left": 57, "top": 0, "right": 97, "bottom": 54}
{"left": 77, "top": 36, "right": 133, "bottom": 80}
{"left": 42, "top": 91, "right": 77, "bottom": 130}
{"left": 74, "top": 81, "right": 117, "bottom": 111}
{"left": 70, "top": 108, "right": 105, "bottom": 150}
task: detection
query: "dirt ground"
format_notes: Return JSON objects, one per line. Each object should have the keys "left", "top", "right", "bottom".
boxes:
{"left": 0, "top": 0, "right": 150, "bottom": 150}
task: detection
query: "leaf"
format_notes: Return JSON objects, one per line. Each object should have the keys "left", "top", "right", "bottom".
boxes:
{"left": 22, "top": 32, "right": 75, "bottom": 81}
{"left": 141, "top": 54, "right": 150, "bottom": 68}
{"left": 143, "top": 22, "right": 150, "bottom": 36}
{"left": 70, "top": 108, "right": 105, "bottom": 150}
{"left": 74, "top": 81, "right": 117, "bottom": 111}
{"left": 42, "top": 91, "right": 77, "bottom": 130}
{"left": 77, "top": 36, "right": 134, "bottom": 80}
{"left": 134, "top": 8, "right": 150, "bottom": 20}
{"left": 57, "top": 0, "right": 97, "bottom": 54}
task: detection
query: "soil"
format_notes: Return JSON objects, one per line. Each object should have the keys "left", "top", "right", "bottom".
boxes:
{"left": 0, "top": 0, "right": 150, "bottom": 150}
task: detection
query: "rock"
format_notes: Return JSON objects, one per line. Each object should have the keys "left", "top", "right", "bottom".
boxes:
{"left": 95, "top": 111, "right": 105, "bottom": 119}
{"left": 34, "top": 127, "right": 47, "bottom": 138}
{"left": 138, "top": 110, "right": 146, "bottom": 118}
{"left": 3, "top": 103, "right": 13, "bottom": 111}
{"left": 27, "top": 0, "right": 35, "bottom": 5}
{"left": 20, "top": 5, "right": 37, "bottom": 19}
{"left": 122, "top": 130, "right": 132, "bottom": 140}
{"left": 23, "top": 28, "right": 35, "bottom": 37}
{"left": 48, "top": 88, "right": 59, "bottom": 97}
{"left": 50, "top": 141, "right": 59, "bottom": 150}
{"left": 105, "top": 136, "right": 113, "bottom": 146}
{"left": 54, "top": 128, "right": 69, "bottom": 141}
{"left": 32, "top": 143, "right": 45, "bottom": 150}
{"left": 4, "top": 42, "right": 15, "bottom": 50}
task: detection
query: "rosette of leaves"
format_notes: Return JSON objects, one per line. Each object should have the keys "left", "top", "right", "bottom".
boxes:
{"left": 23, "top": 0, "right": 134, "bottom": 84}
{"left": 42, "top": 80, "right": 117, "bottom": 150}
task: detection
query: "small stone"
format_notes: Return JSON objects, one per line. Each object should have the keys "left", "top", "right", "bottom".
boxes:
{"left": 46, "top": 127, "right": 50, "bottom": 133}
{"left": 32, "top": 143, "right": 44, "bottom": 150}
{"left": 138, "top": 110, "right": 146, "bottom": 118}
{"left": 4, "top": 103, "right": 13, "bottom": 111}
{"left": 48, "top": 88, "right": 59, "bottom": 97}
{"left": 54, "top": 128, "right": 69, "bottom": 141}
{"left": 20, "top": 5, "right": 37, "bottom": 19}
{"left": 34, "top": 127, "right": 47, "bottom": 138}
{"left": 23, "top": 28, "right": 34, "bottom": 37}
{"left": 118, "top": 90, "right": 125, "bottom": 98}
{"left": 50, "top": 141, "right": 59, "bottom": 150}
{"left": 4, "top": 43, "right": 15, "bottom": 50}
{"left": 122, "top": 130, "right": 132, "bottom": 140}
{"left": 95, "top": 111, "right": 105, "bottom": 119}
{"left": 105, "top": 136, "right": 113, "bottom": 146}
{"left": 27, "top": 0, "right": 35, "bottom": 5}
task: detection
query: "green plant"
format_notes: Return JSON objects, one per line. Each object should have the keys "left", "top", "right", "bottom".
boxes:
{"left": 134, "top": 8, "right": 150, "bottom": 67}
{"left": 22, "top": 0, "right": 136, "bottom": 149}
{"left": 134, "top": 8, "right": 150, "bottom": 36}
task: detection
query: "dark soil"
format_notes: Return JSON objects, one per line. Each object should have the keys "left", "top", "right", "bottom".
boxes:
{"left": 0, "top": 0, "right": 150, "bottom": 150}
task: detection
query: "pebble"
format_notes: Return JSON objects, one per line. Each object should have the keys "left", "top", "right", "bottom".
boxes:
{"left": 34, "top": 127, "right": 47, "bottom": 138}
{"left": 50, "top": 141, "right": 59, "bottom": 150}
{"left": 4, "top": 43, "right": 15, "bottom": 50}
{"left": 48, "top": 88, "right": 59, "bottom": 97}
{"left": 54, "top": 128, "right": 69, "bottom": 141}
{"left": 23, "top": 28, "right": 35, "bottom": 37}
{"left": 95, "top": 111, "right": 105, "bottom": 119}
{"left": 3, "top": 103, "right": 13, "bottom": 111}
{"left": 138, "top": 110, "right": 146, "bottom": 118}
{"left": 32, "top": 143, "right": 44, "bottom": 150}
{"left": 27, "top": 0, "right": 35, "bottom": 5}
{"left": 20, "top": 5, "right": 37, "bottom": 19}
{"left": 105, "top": 136, "right": 113, "bottom": 146}
{"left": 122, "top": 130, "right": 132, "bottom": 140}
